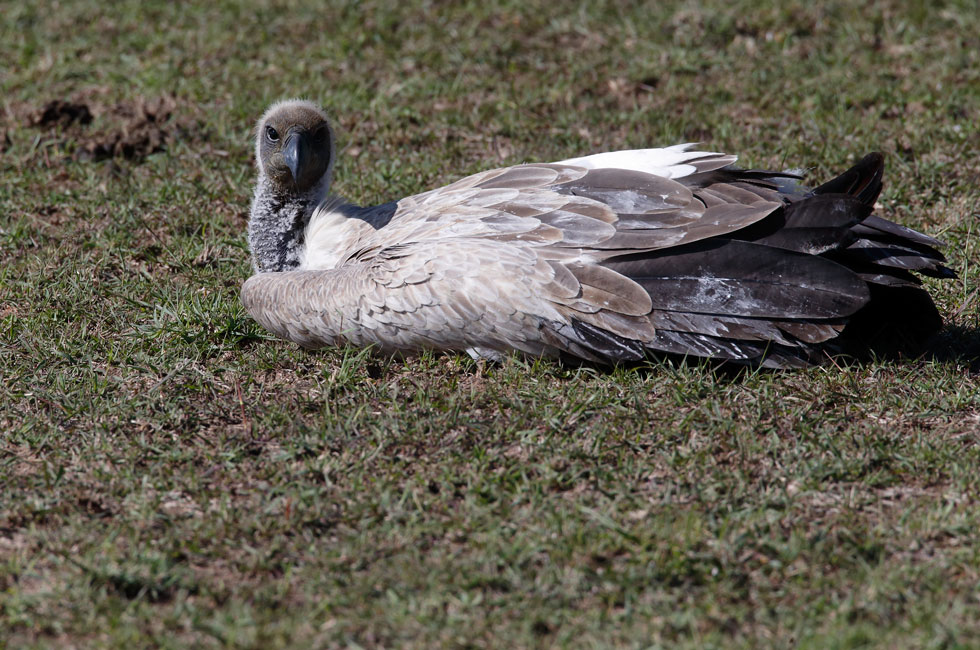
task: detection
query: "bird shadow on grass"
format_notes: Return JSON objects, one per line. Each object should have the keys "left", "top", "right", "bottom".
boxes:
{"left": 696, "top": 324, "right": 980, "bottom": 380}
{"left": 921, "top": 325, "right": 980, "bottom": 373}
{"left": 551, "top": 323, "right": 980, "bottom": 384}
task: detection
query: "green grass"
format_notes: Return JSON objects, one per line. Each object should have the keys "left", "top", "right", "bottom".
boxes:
{"left": 2, "top": 0, "right": 979, "bottom": 647}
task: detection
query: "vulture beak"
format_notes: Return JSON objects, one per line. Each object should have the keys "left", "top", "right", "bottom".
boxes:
{"left": 282, "top": 129, "right": 312, "bottom": 187}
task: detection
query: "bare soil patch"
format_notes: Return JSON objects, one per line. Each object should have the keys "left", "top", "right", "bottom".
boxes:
{"left": 26, "top": 94, "right": 198, "bottom": 163}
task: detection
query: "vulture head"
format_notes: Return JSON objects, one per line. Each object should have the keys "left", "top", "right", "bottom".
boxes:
{"left": 249, "top": 99, "right": 336, "bottom": 273}
{"left": 255, "top": 99, "right": 335, "bottom": 195}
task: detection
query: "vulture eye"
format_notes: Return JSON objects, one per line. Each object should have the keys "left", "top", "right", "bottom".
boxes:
{"left": 313, "top": 126, "right": 328, "bottom": 143}
{"left": 265, "top": 126, "right": 280, "bottom": 142}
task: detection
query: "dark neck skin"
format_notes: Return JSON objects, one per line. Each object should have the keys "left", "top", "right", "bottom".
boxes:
{"left": 248, "top": 172, "right": 331, "bottom": 273}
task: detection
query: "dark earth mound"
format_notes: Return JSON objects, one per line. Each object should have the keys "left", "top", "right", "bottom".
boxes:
{"left": 27, "top": 94, "right": 197, "bottom": 163}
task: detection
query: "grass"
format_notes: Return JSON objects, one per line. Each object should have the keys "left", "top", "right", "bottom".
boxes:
{"left": 2, "top": 0, "right": 979, "bottom": 647}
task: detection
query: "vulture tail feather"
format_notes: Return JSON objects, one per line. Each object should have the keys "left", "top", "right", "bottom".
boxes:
{"left": 813, "top": 152, "right": 885, "bottom": 206}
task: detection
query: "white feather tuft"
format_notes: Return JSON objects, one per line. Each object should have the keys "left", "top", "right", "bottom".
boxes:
{"left": 557, "top": 145, "right": 736, "bottom": 179}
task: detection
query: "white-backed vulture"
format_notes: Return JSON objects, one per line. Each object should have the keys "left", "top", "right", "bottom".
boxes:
{"left": 242, "top": 99, "right": 954, "bottom": 368}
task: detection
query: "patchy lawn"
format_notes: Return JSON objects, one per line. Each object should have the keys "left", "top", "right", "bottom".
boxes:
{"left": 1, "top": 0, "right": 979, "bottom": 647}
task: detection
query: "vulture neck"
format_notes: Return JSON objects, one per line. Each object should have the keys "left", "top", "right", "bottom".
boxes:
{"left": 248, "top": 172, "right": 331, "bottom": 273}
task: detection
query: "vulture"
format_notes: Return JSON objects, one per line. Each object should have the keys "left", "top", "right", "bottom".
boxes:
{"left": 242, "top": 99, "right": 954, "bottom": 368}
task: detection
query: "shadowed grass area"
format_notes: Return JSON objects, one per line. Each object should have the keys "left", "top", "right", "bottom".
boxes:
{"left": 1, "top": 0, "right": 979, "bottom": 647}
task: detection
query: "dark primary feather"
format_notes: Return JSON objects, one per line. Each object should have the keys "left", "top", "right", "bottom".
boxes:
{"left": 606, "top": 239, "right": 870, "bottom": 318}
{"left": 813, "top": 152, "right": 885, "bottom": 205}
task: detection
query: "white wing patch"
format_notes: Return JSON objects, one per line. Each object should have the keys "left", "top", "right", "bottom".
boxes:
{"left": 557, "top": 144, "right": 736, "bottom": 179}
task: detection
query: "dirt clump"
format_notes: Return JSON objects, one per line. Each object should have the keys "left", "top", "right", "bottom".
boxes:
{"left": 26, "top": 94, "right": 195, "bottom": 163}
{"left": 31, "top": 100, "right": 94, "bottom": 129}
